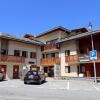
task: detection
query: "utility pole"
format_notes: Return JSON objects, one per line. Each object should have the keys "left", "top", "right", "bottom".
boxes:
{"left": 88, "top": 22, "right": 97, "bottom": 83}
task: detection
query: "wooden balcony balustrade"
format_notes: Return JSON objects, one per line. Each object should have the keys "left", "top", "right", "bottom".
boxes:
{"left": 41, "top": 44, "right": 60, "bottom": 51}
{"left": 0, "top": 54, "right": 25, "bottom": 63}
{"left": 65, "top": 52, "right": 100, "bottom": 63}
{"left": 41, "top": 57, "right": 60, "bottom": 65}
{"left": 65, "top": 55, "right": 79, "bottom": 63}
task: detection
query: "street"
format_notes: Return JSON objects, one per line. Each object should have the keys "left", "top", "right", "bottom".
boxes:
{"left": 0, "top": 79, "right": 100, "bottom": 100}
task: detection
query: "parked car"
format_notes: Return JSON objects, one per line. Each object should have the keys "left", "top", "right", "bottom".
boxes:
{"left": 0, "top": 71, "right": 4, "bottom": 81}
{"left": 24, "top": 70, "right": 46, "bottom": 84}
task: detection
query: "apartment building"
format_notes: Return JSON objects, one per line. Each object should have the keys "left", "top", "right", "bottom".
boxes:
{"left": 35, "top": 26, "right": 89, "bottom": 78}
{"left": 0, "top": 33, "right": 42, "bottom": 79}
{"left": 34, "top": 26, "right": 100, "bottom": 78}
{"left": 1, "top": 26, "right": 100, "bottom": 79}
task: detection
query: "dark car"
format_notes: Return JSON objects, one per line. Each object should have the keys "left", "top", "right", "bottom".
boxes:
{"left": 24, "top": 70, "right": 46, "bottom": 85}
{"left": 0, "top": 71, "right": 4, "bottom": 81}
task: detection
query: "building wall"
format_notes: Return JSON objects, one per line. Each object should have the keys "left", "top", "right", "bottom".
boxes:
{"left": 36, "top": 46, "right": 42, "bottom": 67}
{"left": 0, "top": 40, "right": 41, "bottom": 79}
{"left": 37, "top": 30, "right": 67, "bottom": 43}
{"left": 0, "top": 62, "right": 23, "bottom": 79}
{"left": 8, "top": 40, "right": 37, "bottom": 65}
{"left": 60, "top": 40, "right": 78, "bottom": 77}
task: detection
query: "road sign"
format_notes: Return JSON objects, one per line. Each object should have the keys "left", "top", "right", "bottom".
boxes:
{"left": 90, "top": 50, "right": 97, "bottom": 60}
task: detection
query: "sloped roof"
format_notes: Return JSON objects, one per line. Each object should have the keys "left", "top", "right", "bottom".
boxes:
{"left": 0, "top": 32, "right": 43, "bottom": 46}
{"left": 58, "top": 29, "right": 100, "bottom": 43}
{"left": 36, "top": 26, "right": 88, "bottom": 38}
{"left": 36, "top": 26, "right": 70, "bottom": 38}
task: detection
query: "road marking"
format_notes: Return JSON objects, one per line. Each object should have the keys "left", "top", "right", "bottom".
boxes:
{"left": 0, "top": 95, "right": 33, "bottom": 100}
{"left": 67, "top": 81, "right": 69, "bottom": 90}
{"left": 92, "top": 83, "right": 100, "bottom": 91}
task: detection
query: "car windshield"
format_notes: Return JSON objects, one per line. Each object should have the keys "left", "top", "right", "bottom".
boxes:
{"left": 27, "top": 71, "right": 37, "bottom": 75}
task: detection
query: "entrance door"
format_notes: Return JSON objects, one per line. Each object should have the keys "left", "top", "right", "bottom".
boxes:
{"left": 13, "top": 65, "right": 19, "bottom": 79}
{"left": 0, "top": 65, "right": 6, "bottom": 78}
{"left": 48, "top": 66, "right": 54, "bottom": 77}
{"left": 85, "top": 64, "right": 94, "bottom": 77}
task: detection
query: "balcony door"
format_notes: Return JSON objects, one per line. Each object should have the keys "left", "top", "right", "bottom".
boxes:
{"left": 13, "top": 65, "right": 19, "bottom": 79}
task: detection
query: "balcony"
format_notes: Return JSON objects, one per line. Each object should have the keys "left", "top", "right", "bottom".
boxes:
{"left": 65, "top": 52, "right": 100, "bottom": 64}
{"left": 41, "top": 44, "right": 60, "bottom": 52}
{"left": 0, "top": 54, "right": 25, "bottom": 63}
{"left": 65, "top": 55, "right": 79, "bottom": 63}
{"left": 41, "top": 57, "right": 60, "bottom": 65}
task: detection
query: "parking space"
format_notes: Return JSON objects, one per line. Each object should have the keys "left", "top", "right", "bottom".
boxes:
{"left": 0, "top": 79, "right": 100, "bottom": 100}
{"left": 0, "top": 79, "right": 100, "bottom": 91}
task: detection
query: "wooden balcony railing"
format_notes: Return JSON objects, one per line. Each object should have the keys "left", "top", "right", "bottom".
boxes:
{"left": 0, "top": 54, "right": 25, "bottom": 63}
{"left": 65, "top": 52, "right": 100, "bottom": 63}
{"left": 41, "top": 44, "right": 60, "bottom": 51}
{"left": 65, "top": 55, "right": 79, "bottom": 63}
{"left": 41, "top": 57, "right": 60, "bottom": 65}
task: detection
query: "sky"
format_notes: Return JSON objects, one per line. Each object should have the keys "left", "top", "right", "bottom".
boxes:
{"left": 0, "top": 0, "right": 100, "bottom": 36}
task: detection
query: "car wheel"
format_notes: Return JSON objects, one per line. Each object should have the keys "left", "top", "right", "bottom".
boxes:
{"left": 38, "top": 81, "right": 41, "bottom": 85}
{"left": 24, "top": 81, "right": 27, "bottom": 84}
{"left": 2, "top": 76, "right": 4, "bottom": 81}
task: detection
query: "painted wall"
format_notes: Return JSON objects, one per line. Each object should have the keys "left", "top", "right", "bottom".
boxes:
{"left": 0, "top": 62, "right": 23, "bottom": 79}
{"left": 37, "top": 30, "right": 67, "bottom": 43}
{"left": 36, "top": 46, "right": 42, "bottom": 67}
{"left": 8, "top": 40, "right": 37, "bottom": 65}
{"left": 60, "top": 40, "right": 78, "bottom": 77}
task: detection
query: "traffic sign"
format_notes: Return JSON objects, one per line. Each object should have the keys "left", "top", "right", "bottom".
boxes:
{"left": 90, "top": 50, "right": 97, "bottom": 60}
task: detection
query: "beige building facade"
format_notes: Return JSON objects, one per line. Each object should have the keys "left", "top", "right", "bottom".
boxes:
{"left": 0, "top": 33, "right": 42, "bottom": 79}
{"left": 2, "top": 26, "right": 100, "bottom": 79}
{"left": 35, "top": 26, "right": 86, "bottom": 78}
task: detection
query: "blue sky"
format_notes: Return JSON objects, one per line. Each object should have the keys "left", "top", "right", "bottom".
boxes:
{"left": 0, "top": 0, "right": 100, "bottom": 36}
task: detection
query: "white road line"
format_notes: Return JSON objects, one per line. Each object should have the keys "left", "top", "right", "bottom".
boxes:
{"left": 92, "top": 83, "right": 100, "bottom": 91}
{"left": 67, "top": 81, "right": 69, "bottom": 90}
{"left": 0, "top": 95, "right": 33, "bottom": 100}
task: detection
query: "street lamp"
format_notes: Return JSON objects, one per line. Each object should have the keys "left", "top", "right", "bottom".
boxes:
{"left": 88, "top": 22, "right": 97, "bottom": 83}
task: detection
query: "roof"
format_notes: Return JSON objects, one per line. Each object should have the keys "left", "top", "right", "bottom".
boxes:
{"left": 36, "top": 26, "right": 88, "bottom": 38}
{"left": 24, "top": 34, "right": 42, "bottom": 42}
{"left": 0, "top": 32, "right": 43, "bottom": 46}
{"left": 71, "top": 27, "right": 88, "bottom": 33}
{"left": 58, "top": 29, "right": 100, "bottom": 43}
{"left": 36, "top": 26, "right": 70, "bottom": 38}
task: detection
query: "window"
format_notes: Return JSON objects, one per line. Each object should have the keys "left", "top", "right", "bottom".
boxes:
{"left": 55, "top": 52, "right": 59, "bottom": 57}
{"left": 14, "top": 50, "right": 20, "bottom": 56}
{"left": 51, "top": 53, "right": 55, "bottom": 57}
{"left": 1, "top": 49, "right": 8, "bottom": 55}
{"left": 22, "top": 51, "right": 28, "bottom": 58}
{"left": 30, "top": 52, "right": 36, "bottom": 58}
{"left": 80, "top": 50, "right": 85, "bottom": 54}
{"left": 65, "top": 66, "right": 70, "bottom": 73}
{"left": 65, "top": 50, "right": 70, "bottom": 56}
{"left": 80, "top": 66, "right": 85, "bottom": 73}
{"left": 46, "top": 54, "right": 51, "bottom": 58}
{"left": 42, "top": 54, "right": 45, "bottom": 58}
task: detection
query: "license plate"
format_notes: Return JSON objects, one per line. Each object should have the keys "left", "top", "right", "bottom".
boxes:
{"left": 29, "top": 75, "right": 34, "bottom": 79}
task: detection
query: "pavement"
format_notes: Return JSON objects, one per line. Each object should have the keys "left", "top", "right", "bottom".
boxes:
{"left": 0, "top": 79, "right": 100, "bottom": 100}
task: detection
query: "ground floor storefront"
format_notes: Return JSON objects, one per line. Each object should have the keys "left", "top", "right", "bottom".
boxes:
{"left": 1, "top": 62, "right": 100, "bottom": 79}
{"left": 0, "top": 62, "right": 40, "bottom": 79}
{"left": 43, "top": 66, "right": 54, "bottom": 77}
{"left": 79, "top": 62, "right": 100, "bottom": 77}
{"left": 41, "top": 62, "right": 100, "bottom": 78}
{"left": 0, "top": 62, "right": 23, "bottom": 79}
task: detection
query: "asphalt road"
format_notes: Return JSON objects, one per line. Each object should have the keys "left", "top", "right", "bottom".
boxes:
{"left": 0, "top": 79, "right": 100, "bottom": 100}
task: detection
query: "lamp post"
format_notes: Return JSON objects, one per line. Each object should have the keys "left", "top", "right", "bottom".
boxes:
{"left": 88, "top": 22, "right": 97, "bottom": 83}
